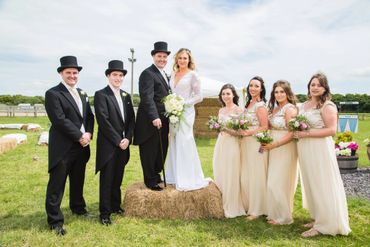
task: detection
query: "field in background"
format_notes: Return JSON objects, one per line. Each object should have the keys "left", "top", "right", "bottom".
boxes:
{"left": 0, "top": 116, "right": 369, "bottom": 246}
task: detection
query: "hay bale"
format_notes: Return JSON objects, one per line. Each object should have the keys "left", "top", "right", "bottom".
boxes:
{"left": 38, "top": 131, "right": 49, "bottom": 145}
{"left": 0, "top": 138, "right": 17, "bottom": 155}
{"left": 2, "top": 133, "right": 27, "bottom": 144}
{"left": 123, "top": 181, "right": 224, "bottom": 219}
{"left": 27, "top": 123, "right": 41, "bottom": 132}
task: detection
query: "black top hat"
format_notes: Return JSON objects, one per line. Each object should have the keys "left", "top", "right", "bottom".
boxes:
{"left": 57, "top": 56, "right": 83, "bottom": 73}
{"left": 105, "top": 60, "right": 128, "bottom": 76}
{"left": 151, "top": 41, "right": 171, "bottom": 56}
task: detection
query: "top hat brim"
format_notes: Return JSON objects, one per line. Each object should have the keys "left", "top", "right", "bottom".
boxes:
{"left": 151, "top": 50, "right": 171, "bottom": 56}
{"left": 57, "top": 66, "right": 83, "bottom": 73}
{"left": 105, "top": 69, "right": 128, "bottom": 76}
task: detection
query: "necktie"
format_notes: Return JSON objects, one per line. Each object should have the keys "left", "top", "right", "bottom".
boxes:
{"left": 71, "top": 88, "right": 83, "bottom": 115}
{"left": 71, "top": 88, "right": 85, "bottom": 133}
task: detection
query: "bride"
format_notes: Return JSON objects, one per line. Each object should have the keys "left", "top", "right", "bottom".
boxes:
{"left": 165, "top": 48, "right": 210, "bottom": 191}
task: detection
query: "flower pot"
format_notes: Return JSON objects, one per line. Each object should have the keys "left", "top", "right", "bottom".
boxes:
{"left": 337, "top": 155, "right": 358, "bottom": 170}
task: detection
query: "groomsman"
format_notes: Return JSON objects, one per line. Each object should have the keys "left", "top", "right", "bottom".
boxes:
{"left": 94, "top": 60, "right": 135, "bottom": 225}
{"left": 133, "top": 41, "right": 171, "bottom": 191}
{"left": 45, "top": 56, "right": 94, "bottom": 235}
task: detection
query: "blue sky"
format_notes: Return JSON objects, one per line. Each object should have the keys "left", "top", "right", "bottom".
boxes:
{"left": 0, "top": 0, "right": 369, "bottom": 96}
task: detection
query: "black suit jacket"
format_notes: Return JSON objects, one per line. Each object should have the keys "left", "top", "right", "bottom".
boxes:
{"left": 133, "top": 64, "right": 170, "bottom": 145}
{"left": 94, "top": 86, "right": 135, "bottom": 173}
{"left": 45, "top": 83, "right": 94, "bottom": 172}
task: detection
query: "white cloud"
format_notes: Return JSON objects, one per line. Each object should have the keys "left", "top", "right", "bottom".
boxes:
{"left": 0, "top": 0, "right": 369, "bottom": 96}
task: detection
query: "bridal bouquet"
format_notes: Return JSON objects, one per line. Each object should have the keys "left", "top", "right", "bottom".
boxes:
{"left": 207, "top": 116, "right": 223, "bottom": 132}
{"left": 288, "top": 115, "right": 310, "bottom": 131}
{"left": 225, "top": 114, "right": 249, "bottom": 130}
{"left": 163, "top": 93, "right": 185, "bottom": 128}
{"left": 255, "top": 130, "right": 273, "bottom": 153}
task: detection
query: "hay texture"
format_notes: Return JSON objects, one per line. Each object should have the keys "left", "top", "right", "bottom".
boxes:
{"left": 123, "top": 181, "right": 224, "bottom": 219}
{"left": 0, "top": 138, "right": 17, "bottom": 155}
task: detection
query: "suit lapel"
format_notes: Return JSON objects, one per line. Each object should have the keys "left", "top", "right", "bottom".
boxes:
{"left": 151, "top": 64, "right": 170, "bottom": 92}
{"left": 120, "top": 90, "right": 129, "bottom": 124}
{"left": 58, "top": 83, "right": 82, "bottom": 118}
{"left": 106, "top": 86, "right": 124, "bottom": 123}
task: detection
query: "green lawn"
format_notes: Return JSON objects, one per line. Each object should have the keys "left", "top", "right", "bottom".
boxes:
{"left": 0, "top": 116, "right": 369, "bottom": 246}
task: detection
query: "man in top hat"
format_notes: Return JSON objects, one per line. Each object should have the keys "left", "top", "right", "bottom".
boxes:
{"left": 94, "top": 60, "right": 135, "bottom": 225}
{"left": 134, "top": 41, "right": 171, "bottom": 191}
{"left": 45, "top": 55, "right": 94, "bottom": 235}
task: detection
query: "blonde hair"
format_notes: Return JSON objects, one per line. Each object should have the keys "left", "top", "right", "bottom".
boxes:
{"left": 172, "top": 48, "right": 196, "bottom": 72}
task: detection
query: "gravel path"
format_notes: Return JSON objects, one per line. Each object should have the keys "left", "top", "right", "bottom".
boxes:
{"left": 341, "top": 168, "right": 370, "bottom": 200}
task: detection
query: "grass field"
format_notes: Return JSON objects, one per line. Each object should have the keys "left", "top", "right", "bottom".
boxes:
{"left": 0, "top": 116, "right": 369, "bottom": 246}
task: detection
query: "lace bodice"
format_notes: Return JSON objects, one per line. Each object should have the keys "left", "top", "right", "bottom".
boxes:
{"left": 269, "top": 103, "right": 296, "bottom": 130}
{"left": 244, "top": 101, "right": 266, "bottom": 127}
{"left": 298, "top": 101, "right": 337, "bottom": 129}
{"left": 170, "top": 70, "right": 203, "bottom": 106}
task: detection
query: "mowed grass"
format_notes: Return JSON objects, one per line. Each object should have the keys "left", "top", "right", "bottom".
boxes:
{"left": 0, "top": 116, "right": 369, "bottom": 246}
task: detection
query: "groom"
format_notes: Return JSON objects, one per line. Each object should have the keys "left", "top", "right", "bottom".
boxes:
{"left": 134, "top": 41, "right": 171, "bottom": 191}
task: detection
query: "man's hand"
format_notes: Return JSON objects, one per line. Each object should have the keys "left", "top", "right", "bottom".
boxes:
{"left": 119, "top": 138, "right": 130, "bottom": 150}
{"left": 152, "top": 118, "right": 162, "bottom": 129}
{"left": 79, "top": 132, "right": 92, "bottom": 147}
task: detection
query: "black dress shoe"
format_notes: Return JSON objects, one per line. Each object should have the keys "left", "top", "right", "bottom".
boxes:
{"left": 100, "top": 217, "right": 112, "bottom": 226}
{"left": 50, "top": 225, "right": 66, "bottom": 236}
{"left": 112, "top": 208, "right": 125, "bottom": 215}
{"left": 149, "top": 184, "right": 163, "bottom": 191}
{"left": 72, "top": 209, "right": 88, "bottom": 216}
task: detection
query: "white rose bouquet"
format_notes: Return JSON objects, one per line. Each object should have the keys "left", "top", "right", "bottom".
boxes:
{"left": 163, "top": 93, "right": 185, "bottom": 128}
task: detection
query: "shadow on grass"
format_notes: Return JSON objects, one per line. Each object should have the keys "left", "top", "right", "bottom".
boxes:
{"left": 0, "top": 203, "right": 101, "bottom": 232}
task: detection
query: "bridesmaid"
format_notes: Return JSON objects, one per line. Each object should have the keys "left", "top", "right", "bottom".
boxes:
{"left": 294, "top": 72, "right": 351, "bottom": 237}
{"left": 261, "top": 80, "right": 298, "bottom": 225}
{"left": 240, "top": 76, "right": 269, "bottom": 220}
{"left": 213, "top": 84, "right": 246, "bottom": 218}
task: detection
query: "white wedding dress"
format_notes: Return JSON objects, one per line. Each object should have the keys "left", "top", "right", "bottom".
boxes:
{"left": 165, "top": 70, "right": 210, "bottom": 191}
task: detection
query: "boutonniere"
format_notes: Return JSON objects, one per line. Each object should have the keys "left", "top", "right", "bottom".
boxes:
{"left": 80, "top": 90, "right": 86, "bottom": 96}
{"left": 122, "top": 92, "right": 127, "bottom": 97}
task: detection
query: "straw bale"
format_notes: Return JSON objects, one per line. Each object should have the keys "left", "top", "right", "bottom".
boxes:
{"left": 2, "top": 133, "right": 27, "bottom": 144}
{"left": 0, "top": 138, "right": 17, "bottom": 155}
{"left": 123, "top": 181, "right": 224, "bottom": 219}
{"left": 27, "top": 123, "right": 41, "bottom": 132}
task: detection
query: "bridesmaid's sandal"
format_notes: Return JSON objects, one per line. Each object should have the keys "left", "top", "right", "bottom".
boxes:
{"left": 303, "top": 222, "right": 314, "bottom": 228}
{"left": 301, "top": 228, "right": 321, "bottom": 238}
{"left": 246, "top": 215, "right": 259, "bottom": 221}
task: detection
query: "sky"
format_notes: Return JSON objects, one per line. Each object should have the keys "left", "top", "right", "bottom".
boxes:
{"left": 0, "top": 0, "right": 369, "bottom": 96}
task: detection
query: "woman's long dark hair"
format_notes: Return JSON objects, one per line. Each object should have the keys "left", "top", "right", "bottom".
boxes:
{"left": 307, "top": 72, "right": 331, "bottom": 109}
{"left": 268, "top": 80, "right": 297, "bottom": 113}
{"left": 245, "top": 76, "right": 266, "bottom": 108}
{"left": 218, "top": 83, "right": 239, "bottom": 106}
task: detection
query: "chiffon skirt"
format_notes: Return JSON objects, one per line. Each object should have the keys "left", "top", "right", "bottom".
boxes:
{"left": 297, "top": 136, "right": 351, "bottom": 235}
{"left": 213, "top": 133, "right": 246, "bottom": 218}
{"left": 166, "top": 106, "right": 210, "bottom": 191}
{"left": 267, "top": 130, "right": 298, "bottom": 224}
{"left": 240, "top": 136, "right": 268, "bottom": 216}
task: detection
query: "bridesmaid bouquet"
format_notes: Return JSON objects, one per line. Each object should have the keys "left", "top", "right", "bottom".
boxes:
{"left": 163, "top": 93, "right": 185, "bottom": 128}
{"left": 207, "top": 116, "right": 223, "bottom": 132}
{"left": 288, "top": 115, "right": 310, "bottom": 131}
{"left": 225, "top": 114, "right": 249, "bottom": 130}
{"left": 255, "top": 130, "right": 273, "bottom": 153}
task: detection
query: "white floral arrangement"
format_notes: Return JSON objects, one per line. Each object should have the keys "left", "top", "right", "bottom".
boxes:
{"left": 163, "top": 93, "right": 185, "bottom": 127}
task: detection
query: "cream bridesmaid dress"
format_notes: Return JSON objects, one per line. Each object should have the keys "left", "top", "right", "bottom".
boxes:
{"left": 213, "top": 112, "right": 246, "bottom": 218}
{"left": 297, "top": 101, "right": 351, "bottom": 235}
{"left": 240, "top": 101, "right": 268, "bottom": 216}
{"left": 266, "top": 103, "right": 298, "bottom": 224}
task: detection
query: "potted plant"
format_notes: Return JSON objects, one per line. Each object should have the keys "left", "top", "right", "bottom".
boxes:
{"left": 335, "top": 132, "right": 359, "bottom": 170}
{"left": 364, "top": 138, "right": 370, "bottom": 161}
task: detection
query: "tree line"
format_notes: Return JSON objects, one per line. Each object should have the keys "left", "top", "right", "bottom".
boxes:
{"left": 0, "top": 94, "right": 369, "bottom": 112}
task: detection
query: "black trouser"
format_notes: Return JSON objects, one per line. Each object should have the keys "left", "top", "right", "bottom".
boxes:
{"left": 139, "top": 129, "right": 168, "bottom": 188}
{"left": 45, "top": 144, "right": 89, "bottom": 227}
{"left": 99, "top": 150, "right": 126, "bottom": 218}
